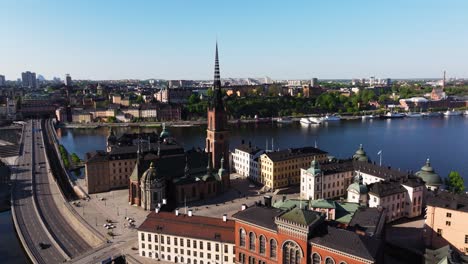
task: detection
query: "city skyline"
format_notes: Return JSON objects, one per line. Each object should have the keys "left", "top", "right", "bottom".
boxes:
{"left": 2, "top": 0, "right": 468, "bottom": 80}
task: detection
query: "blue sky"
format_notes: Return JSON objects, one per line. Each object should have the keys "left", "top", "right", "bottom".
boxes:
{"left": 1, "top": 0, "right": 467, "bottom": 80}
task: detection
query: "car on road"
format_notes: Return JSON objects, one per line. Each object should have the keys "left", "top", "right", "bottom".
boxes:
{"left": 38, "top": 242, "right": 50, "bottom": 249}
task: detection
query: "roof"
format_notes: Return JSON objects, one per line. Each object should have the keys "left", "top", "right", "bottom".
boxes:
{"left": 348, "top": 207, "right": 385, "bottom": 237}
{"left": 310, "top": 199, "right": 336, "bottom": 209}
{"left": 368, "top": 180, "right": 407, "bottom": 197}
{"left": 309, "top": 226, "right": 382, "bottom": 262}
{"left": 426, "top": 191, "right": 468, "bottom": 213}
{"left": 415, "top": 159, "right": 442, "bottom": 186}
{"left": 236, "top": 143, "right": 263, "bottom": 155}
{"left": 278, "top": 208, "right": 323, "bottom": 226}
{"left": 353, "top": 161, "right": 407, "bottom": 181}
{"left": 263, "top": 147, "right": 327, "bottom": 162}
{"left": 138, "top": 211, "right": 235, "bottom": 243}
{"left": 334, "top": 202, "right": 360, "bottom": 224}
{"left": 232, "top": 206, "right": 284, "bottom": 231}
{"left": 320, "top": 160, "right": 354, "bottom": 175}
{"left": 85, "top": 150, "right": 108, "bottom": 163}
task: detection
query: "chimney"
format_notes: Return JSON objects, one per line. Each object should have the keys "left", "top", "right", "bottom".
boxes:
{"left": 241, "top": 139, "right": 245, "bottom": 144}
{"left": 158, "top": 203, "right": 161, "bottom": 208}
{"left": 162, "top": 199, "right": 167, "bottom": 205}
{"left": 175, "top": 209, "right": 179, "bottom": 216}
{"left": 241, "top": 204, "right": 247, "bottom": 211}
{"left": 249, "top": 141, "right": 252, "bottom": 148}
{"left": 264, "top": 195, "right": 272, "bottom": 207}
{"left": 188, "top": 209, "right": 193, "bottom": 217}
{"left": 223, "top": 214, "right": 227, "bottom": 222}
{"left": 282, "top": 195, "right": 286, "bottom": 202}
{"left": 155, "top": 208, "right": 160, "bottom": 213}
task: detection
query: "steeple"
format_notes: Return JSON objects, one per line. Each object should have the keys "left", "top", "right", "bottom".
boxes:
{"left": 214, "top": 41, "right": 221, "bottom": 89}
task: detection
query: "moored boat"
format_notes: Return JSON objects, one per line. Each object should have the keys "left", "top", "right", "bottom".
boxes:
{"left": 300, "top": 118, "right": 312, "bottom": 125}
{"left": 381, "top": 112, "right": 405, "bottom": 119}
{"left": 308, "top": 117, "right": 322, "bottom": 124}
{"left": 361, "top": 114, "right": 376, "bottom": 120}
{"left": 277, "top": 117, "right": 293, "bottom": 124}
{"left": 464, "top": 110, "right": 468, "bottom": 116}
{"left": 406, "top": 112, "right": 422, "bottom": 118}
{"left": 443, "top": 109, "right": 462, "bottom": 116}
{"left": 320, "top": 114, "right": 341, "bottom": 122}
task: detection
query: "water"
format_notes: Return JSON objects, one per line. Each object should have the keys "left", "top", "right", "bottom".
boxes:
{"left": 0, "top": 210, "right": 29, "bottom": 264}
{"left": 57, "top": 116, "right": 468, "bottom": 185}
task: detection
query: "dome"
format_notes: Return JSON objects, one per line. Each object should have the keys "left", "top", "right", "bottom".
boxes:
{"left": 141, "top": 162, "right": 162, "bottom": 185}
{"left": 415, "top": 159, "right": 442, "bottom": 187}
{"left": 306, "top": 157, "right": 321, "bottom": 175}
{"left": 347, "top": 174, "right": 368, "bottom": 194}
{"left": 159, "top": 123, "right": 171, "bottom": 140}
{"left": 353, "top": 144, "right": 368, "bottom": 162}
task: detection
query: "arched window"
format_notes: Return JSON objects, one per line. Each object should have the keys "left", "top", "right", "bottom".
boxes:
{"left": 270, "top": 239, "right": 277, "bottom": 259}
{"left": 325, "top": 257, "right": 335, "bottom": 264}
{"left": 249, "top": 232, "right": 256, "bottom": 251}
{"left": 282, "top": 241, "right": 302, "bottom": 264}
{"left": 259, "top": 235, "right": 266, "bottom": 254}
{"left": 239, "top": 228, "right": 246, "bottom": 247}
{"left": 339, "top": 262, "right": 347, "bottom": 264}
{"left": 312, "top": 253, "right": 321, "bottom": 264}
{"left": 174, "top": 256, "right": 178, "bottom": 263}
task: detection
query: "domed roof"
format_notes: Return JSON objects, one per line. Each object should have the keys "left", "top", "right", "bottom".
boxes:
{"left": 347, "top": 173, "right": 368, "bottom": 194}
{"left": 306, "top": 157, "right": 321, "bottom": 175}
{"left": 159, "top": 123, "right": 171, "bottom": 140}
{"left": 415, "top": 158, "right": 442, "bottom": 187}
{"left": 353, "top": 144, "right": 368, "bottom": 162}
{"left": 141, "top": 162, "right": 162, "bottom": 185}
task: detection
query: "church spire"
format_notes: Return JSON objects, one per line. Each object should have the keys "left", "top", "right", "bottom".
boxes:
{"left": 214, "top": 41, "right": 221, "bottom": 89}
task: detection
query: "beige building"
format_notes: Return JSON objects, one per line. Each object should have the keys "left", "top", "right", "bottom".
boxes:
{"left": 259, "top": 147, "right": 328, "bottom": 190}
{"left": 71, "top": 112, "right": 92, "bottom": 123}
{"left": 138, "top": 211, "right": 236, "bottom": 263}
{"left": 424, "top": 191, "right": 468, "bottom": 255}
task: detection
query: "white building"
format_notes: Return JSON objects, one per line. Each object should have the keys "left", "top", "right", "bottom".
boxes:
{"left": 231, "top": 142, "right": 264, "bottom": 181}
{"left": 138, "top": 211, "right": 236, "bottom": 264}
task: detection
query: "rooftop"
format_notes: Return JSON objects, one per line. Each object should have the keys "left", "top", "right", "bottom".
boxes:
{"left": 426, "top": 191, "right": 468, "bottom": 212}
{"left": 278, "top": 207, "right": 323, "bottom": 226}
{"left": 263, "top": 146, "right": 327, "bottom": 162}
{"left": 138, "top": 211, "right": 235, "bottom": 243}
{"left": 348, "top": 207, "right": 386, "bottom": 237}
{"left": 368, "top": 180, "right": 407, "bottom": 197}
{"left": 232, "top": 206, "right": 284, "bottom": 231}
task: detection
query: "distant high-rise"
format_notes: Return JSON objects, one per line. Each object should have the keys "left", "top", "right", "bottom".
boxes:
{"left": 311, "top": 78, "right": 319, "bottom": 88}
{"left": 21, "top": 71, "right": 37, "bottom": 88}
{"left": 65, "top": 74, "right": 73, "bottom": 86}
{"left": 0, "top": 75, "right": 5, "bottom": 86}
{"left": 369, "top": 76, "right": 375, "bottom": 87}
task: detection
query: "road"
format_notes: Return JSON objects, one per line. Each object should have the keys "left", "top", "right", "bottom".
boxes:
{"left": 11, "top": 120, "right": 65, "bottom": 263}
{"left": 33, "top": 119, "right": 92, "bottom": 257}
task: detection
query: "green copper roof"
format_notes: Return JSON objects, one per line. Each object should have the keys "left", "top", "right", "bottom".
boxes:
{"left": 347, "top": 173, "right": 368, "bottom": 194}
{"left": 306, "top": 157, "right": 321, "bottom": 175}
{"left": 273, "top": 199, "right": 309, "bottom": 211}
{"left": 415, "top": 158, "right": 442, "bottom": 186}
{"left": 279, "top": 208, "right": 322, "bottom": 226}
{"left": 310, "top": 199, "right": 336, "bottom": 209}
{"left": 334, "top": 202, "right": 360, "bottom": 224}
{"left": 159, "top": 123, "right": 171, "bottom": 139}
{"left": 353, "top": 144, "right": 369, "bottom": 162}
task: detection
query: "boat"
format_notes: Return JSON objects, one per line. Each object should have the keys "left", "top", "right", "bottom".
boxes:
{"left": 300, "top": 118, "right": 312, "bottom": 125}
{"left": 464, "top": 110, "right": 468, "bottom": 116}
{"left": 361, "top": 114, "right": 376, "bottom": 120}
{"left": 443, "top": 109, "right": 462, "bottom": 116}
{"left": 406, "top": 112, "right": 422, "bottom": 118}
{"left": 308, "top": 117, "right": 322, "bottom": 124}
{"left": 320, "top": 114, "right": 341, "bottom": 122}
{"left": 422, "top": 112, "right": 442, "bottom": 117}
{"left": 277, "top": 117, "right": 293, "bottom": 124}
{"left": 381, "top": 112, "right": 405, "bottom": 119}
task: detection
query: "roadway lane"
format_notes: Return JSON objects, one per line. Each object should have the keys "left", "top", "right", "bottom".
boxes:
{"left": 33, "top": 119, "right": 92, "bottom": 257}
{"left": 11, "top": 120, "right": 65, "bottom": 264}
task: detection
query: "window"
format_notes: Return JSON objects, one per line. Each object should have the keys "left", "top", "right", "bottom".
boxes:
{"left": 446, "top": 221, "right": 451, "bottom": 226}
{"left": 325, "top": 257, "right": 335, "bottom": 264}
{"left": 148, "top": 234, "right": 151, "bottom": 242}
{"left": 207, "top": 242, "right": 211, "bottom": 250}
{"left": 437, "top": 229, "right": 443, "bottom": 236}
{"left": 161, "top": 235, "right": 164, "bottom": 244}
{"left": 282, "top": 241, "right": 301, "bottom": 264}
{"left": 465, "top": 235, "right": 468, "bottom": 244}
{"left": 259, "top": 235, "right": 266, "bottom": 254}
{"left": 167, "top": 236, "right": 170, "bottom": 245}
{"left": 447, "top": 212, "right": 452, "bottom": 218}
{"left": 224, "top": 244, "right": 228, "bottom": 253}
{"left": 187, "top": 239, "right": 191, "bottom": 248}
{"left": 180, "top": 238, "right": 184, "bottom": 247}
{"left": 141, "top": 233, "right": 145, "bottom": 241}
{"left": 200, "top": 241, "right": 203, "bottom": 249}
{"left": 312, "top": 253, "right": 321, "bottom": 264}
{"left": 240, "top": 228, "right": 246, "bottom": 247}
{"left": 249, "top": 232, "right": 256, "bottom": 251}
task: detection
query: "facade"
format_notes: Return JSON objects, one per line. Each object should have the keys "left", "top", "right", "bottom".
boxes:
{"left": 231, "top": 141, "right": 264, "bottom": 180}
{"left": 138, "top": 211, "right": 236, "bottom": 263}
{"left": 233, "top": 205, "right": 324, "bottom": 264}
{"left": 424, "top": 191, "right": 468, "bottom": 255}
{"left": 71, "top": 111, "right": 92, "bottom": 123}
{"left": 140, "top": 104, "right": 158, "bottom": 119}
{"left": 301, "top": 159, "right": 354, "bottom": 200}
{"left": 21, "top": 71, "right": 37, "bottom": 88}
{"left": 259, "top": 147, "right": 328, "bottom": 190}
{"left": 155, "top": 87, "right": 192, "bottom": 104}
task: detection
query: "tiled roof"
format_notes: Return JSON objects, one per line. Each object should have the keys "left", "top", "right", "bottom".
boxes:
{"left": 426, "top": 191, "right": 468, "bottom": 212}
{"left": 310, "top": 226, "right": 382, "bottom": 262}
{"left": 232, "top": 206, "right": 284, "bottom": 231}
{"left": 264, "top": 147, "right": 327, "bottom": 162}
{"left": 368, "top": 180, "right": 407, "bottom": 197}
{"left": 353, "top": 161, "right": 407, "bottom": 181}
{"left": 138, "top": 211, "right": 235, "bottom": 243}
{"left": 236, "top": 143, "right": 264, "bottom": 155}
{"left": 348, "top": 207, "right": 385, "bottom": 237}
{"left": 320, "top": 160, "right": 354, "bottom": 175}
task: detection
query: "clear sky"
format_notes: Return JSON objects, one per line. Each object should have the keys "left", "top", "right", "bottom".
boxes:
{"left": 1, "top": 0, "right": 468, "bottom": 80}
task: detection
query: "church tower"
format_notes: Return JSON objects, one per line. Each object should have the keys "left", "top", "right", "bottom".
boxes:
{"left": 206, "top": 42, "right": 230, "bottom": 187}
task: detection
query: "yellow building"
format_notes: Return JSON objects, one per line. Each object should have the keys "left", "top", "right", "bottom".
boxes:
{"left": 259, "top": 147, "right": 328, "bottom": 190}
{"left": 424, "top": 191, "right": 468, "bottom": 255}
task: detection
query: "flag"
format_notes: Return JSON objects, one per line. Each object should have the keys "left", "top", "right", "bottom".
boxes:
{"left": 377, "top": 150, "right": 382, "bottom": 155}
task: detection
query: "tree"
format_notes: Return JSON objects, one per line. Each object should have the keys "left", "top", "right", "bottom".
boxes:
{"left": 445, "top": 171, "right": 465, "bottom": 194}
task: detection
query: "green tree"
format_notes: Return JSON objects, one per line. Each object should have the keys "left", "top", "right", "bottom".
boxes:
{"left": 445, "top": 171, "right": 465, "bottom": 194}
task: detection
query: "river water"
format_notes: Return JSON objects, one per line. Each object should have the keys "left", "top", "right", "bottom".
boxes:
{"left": 57, "top": 116, "right": 468, "bottom": 184}
{"left": 0, "top": 210, "right": 29, "bottom": 263}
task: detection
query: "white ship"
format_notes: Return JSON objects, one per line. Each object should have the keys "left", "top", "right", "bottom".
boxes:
{"left": 320, "top": 114, "right": 341, "bottom": 122}
{"left": 443, "top": 109, "right": 462, "bottom": 116}
{"left": 406, "top": 112, "right": 422, "bottom": 118}
{"left": 300, "top": 118, "right": 312, "bottom": 125}
{"left": 361, "top": 114, "right": 376, "bottom": 120}
{"left": 308, "top": 117, "right": 322, "bottom": 124}
{"left": 277, "top": 117, "right": 293, "bottom": 124}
